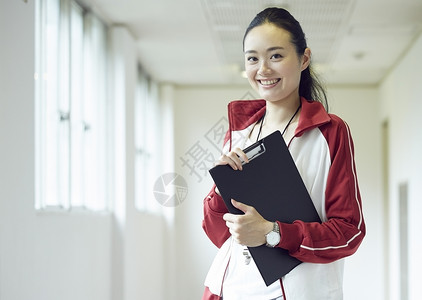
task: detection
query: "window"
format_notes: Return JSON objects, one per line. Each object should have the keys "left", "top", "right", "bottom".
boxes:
{"left": 134, "top": 67, "right": 162, "bottom": 212}
{"left": 35, "top": 0, "right": 110, "bottom": 211}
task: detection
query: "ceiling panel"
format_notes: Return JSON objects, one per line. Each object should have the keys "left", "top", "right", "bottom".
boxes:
{"left": 83, "top": 0, "right": 422, "bottom": 86}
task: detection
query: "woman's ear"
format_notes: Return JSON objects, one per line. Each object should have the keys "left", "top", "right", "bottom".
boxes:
{"left": 301, "top": 48, "right": 311, "bottom": 71}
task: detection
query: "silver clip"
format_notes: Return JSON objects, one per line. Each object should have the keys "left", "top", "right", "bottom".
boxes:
{"left": 240, "top": 143, "right": 266, "bottom": 165}
{"left": 243, "top": 248, "right": 251, "bottom": 265}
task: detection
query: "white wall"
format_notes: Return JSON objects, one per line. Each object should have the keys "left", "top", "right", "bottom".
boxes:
{"left": 379, "top": 32, "right": 422, "bottom": 300}
{"left": 0, "top": 1, "right": 112, "bottom": 299}
{"left": 0, "top": 2, "right": 169, "bottom": 300}
{"left": 328, "top": 87, "right": 383, "bottom": 299}
{"left": 109, "top": 26, "right": 169, "bottom": 300}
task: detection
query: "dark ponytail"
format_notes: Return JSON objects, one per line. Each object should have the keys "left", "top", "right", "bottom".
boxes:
{"left": 244, "top": 7, "right": 328, "bottom": 111}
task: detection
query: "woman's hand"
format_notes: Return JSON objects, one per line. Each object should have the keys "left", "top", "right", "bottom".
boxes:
{"left": 215, "top": 148, "right": 249, "bottom": 171}
{"left": 214, "top": 148, "right": 250, "bottom": 196}
{"left": 223, "top": 199, "right": 273, "bottom": 247}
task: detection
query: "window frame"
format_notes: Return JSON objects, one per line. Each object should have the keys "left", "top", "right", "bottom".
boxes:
{"left": 134, "top": 67, "right": 162, "bottom": 213}
{"left": 35, "top": 0, "right": 111, "bottom": 212}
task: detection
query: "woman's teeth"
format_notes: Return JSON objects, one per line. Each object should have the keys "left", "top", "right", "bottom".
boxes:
{"left": 260, "top": 79, "right": 279, "bottom": 85}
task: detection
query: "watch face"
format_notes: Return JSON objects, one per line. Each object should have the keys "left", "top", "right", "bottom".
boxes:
{"left": 267, "top": 231, "right": 280, "bottom": 246}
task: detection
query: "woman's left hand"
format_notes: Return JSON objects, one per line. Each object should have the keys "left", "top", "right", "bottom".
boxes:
{"left": 223, "top": 199, "right": 274, "bottom": 247}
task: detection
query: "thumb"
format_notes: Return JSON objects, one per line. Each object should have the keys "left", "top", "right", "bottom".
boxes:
{"left": 231, "top": 199, "right": 250, "bottom": 214}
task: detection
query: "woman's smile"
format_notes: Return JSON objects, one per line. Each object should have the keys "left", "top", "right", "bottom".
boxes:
{"left": 258, "top": 78, "right": 281, "bottom": 87}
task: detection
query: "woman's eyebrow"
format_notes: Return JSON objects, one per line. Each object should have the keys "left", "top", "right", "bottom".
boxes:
{"left": 244, "top": 46, "right": 285, "bottom": 54}
{"left": 244, "top": 49, "right": 257, "bottom": 54}
{"left": 267, "top": 46, "right": 284, "bottom": 52}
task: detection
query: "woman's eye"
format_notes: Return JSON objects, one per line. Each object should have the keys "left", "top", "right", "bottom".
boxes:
{"left": 271, "top": 54, "right": 283, "bottom": 59}
{"left": 246, "top": 56, "right": 258, "bottom": 62}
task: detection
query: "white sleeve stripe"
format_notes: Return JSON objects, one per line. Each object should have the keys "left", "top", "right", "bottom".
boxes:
{"left": 299, "top": 120, "right": 363, "bottom": 252}
{"left": 343, "top": 120, "right": 364, "bottom": 230}
{"left": 300, "top": 231, "right": 362, "bottom": 251}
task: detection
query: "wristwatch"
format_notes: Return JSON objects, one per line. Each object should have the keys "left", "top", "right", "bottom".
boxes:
{"left": 265, "top": 222, "right": 281, "bottom": 247}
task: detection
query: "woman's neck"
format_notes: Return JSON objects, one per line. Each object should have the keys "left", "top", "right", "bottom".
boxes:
{"left": 264, "top": 96, "right": 301, "bottom": 127}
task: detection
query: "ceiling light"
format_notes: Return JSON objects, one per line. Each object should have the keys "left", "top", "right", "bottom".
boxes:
{"left": 353, "top": 52, "right": 365, "bottom": 60}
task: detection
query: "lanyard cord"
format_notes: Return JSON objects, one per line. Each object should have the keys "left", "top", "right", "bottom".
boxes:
{"left": 256, "top": 103, "right": 302, "bottom": 142}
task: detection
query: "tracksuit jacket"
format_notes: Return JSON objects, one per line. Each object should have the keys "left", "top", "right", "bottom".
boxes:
{"left": 202, "top": 97, "right": 366, "bottom": 300}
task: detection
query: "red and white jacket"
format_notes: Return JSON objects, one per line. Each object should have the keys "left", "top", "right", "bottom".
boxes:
{"left": 202, "top": 98, "right": 365, "bottom": 300}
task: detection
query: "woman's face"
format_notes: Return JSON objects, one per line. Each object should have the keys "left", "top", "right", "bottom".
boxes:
{"left": 244, "top": 23, "right": 310, "bottom": 103}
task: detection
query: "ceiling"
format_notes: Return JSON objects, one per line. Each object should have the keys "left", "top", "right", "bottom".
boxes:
{"left": 81, "top": 0, "right": 422, "bottom": 86}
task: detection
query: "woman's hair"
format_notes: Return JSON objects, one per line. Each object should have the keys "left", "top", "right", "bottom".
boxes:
{"left": 243, "top": 7, "right": 328, "bottom": 111}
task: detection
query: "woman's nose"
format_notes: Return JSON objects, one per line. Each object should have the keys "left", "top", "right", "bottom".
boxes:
{"left": 258, "top": 60, "right": 271, "bottom": 76}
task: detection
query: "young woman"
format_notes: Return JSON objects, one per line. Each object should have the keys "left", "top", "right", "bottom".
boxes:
{"left": 202, "top": 7, "right": 365, "bottom": 300}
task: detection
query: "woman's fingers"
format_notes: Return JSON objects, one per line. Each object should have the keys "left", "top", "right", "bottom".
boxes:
{"left": 216, "top": 148, "right": 249, "bottom": 170}
{"left": 223, "top": 200, "right": 272, "bottom": 247}
{"left": 218, "top": 153, "right": 240, "bottom": 170}
{"left": 232, "top": 147, "right": 249, "bottom": 165}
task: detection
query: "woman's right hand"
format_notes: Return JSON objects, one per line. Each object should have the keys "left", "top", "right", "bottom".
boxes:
{"left": 214, "top": 148, "right": 249, "bottom": 196}
{"left": 215, "top": 147, "right": 249, "bottom": 171}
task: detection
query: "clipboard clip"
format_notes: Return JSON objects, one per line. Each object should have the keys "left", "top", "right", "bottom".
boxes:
{"left": 241, "top": 141, "right": 266, "bottom": 165}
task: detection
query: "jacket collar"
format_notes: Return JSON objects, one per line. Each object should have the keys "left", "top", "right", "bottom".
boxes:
{"left": 296, "top": 97, "right": 331, "bottom": 137}
{"left": 226, "top": 98, "right": 331, "bottom": 147}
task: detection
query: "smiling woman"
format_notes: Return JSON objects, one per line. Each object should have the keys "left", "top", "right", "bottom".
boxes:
{"left": 242, "top": 7, "right": 328, "bottom": 112}
{"left": 202, "top": 7, "right": 365, "bottom": 300}
{"left": 243, "top": 24, "right": 310, "bottom": 109}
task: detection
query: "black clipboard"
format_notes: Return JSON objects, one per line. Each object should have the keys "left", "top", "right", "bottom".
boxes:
{"left": 209, "top": 130, "right": 321, "bottom": 286}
